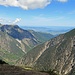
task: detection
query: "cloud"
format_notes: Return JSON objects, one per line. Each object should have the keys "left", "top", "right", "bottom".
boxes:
{"left": 12, "top": 18, "right": 21, "bottom": 24}
{"left": 0, "top": 0, "right": 68, "bottom": 10}
{"left": 0, "top": 18, "right": 12, "bottom": 23}
{"left": 57, "top": 0, "right": 68, "bottom": 2}
{"left": 0, "top": 0, "right": 51, "bottom": 10}
{"left": 0, "top": 18, "right": 21, "bottom": 25}
{"left": 0, "top": 18, "right": 4, "bottom": 22}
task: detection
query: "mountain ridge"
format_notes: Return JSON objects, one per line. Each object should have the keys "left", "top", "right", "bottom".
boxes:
{"left": 0, "top": 24, "right": 54, "bottom": 65}
{"left": 18, "top": 28, "right": 75, "bottom": 75}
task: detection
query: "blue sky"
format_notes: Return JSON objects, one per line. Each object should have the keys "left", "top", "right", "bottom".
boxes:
{"left": 0, "top": 0, "right": 75, "bottom": 27}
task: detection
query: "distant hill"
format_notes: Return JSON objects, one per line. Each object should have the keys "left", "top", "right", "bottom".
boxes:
{"left": 29, "top": 30, "right": 54, "bottom": 43}
{"left": 0, "top": 24, "right": 53, "bottom": 64}
{"left": 21, "top": 26, "right": 74, "bottom": 35}
{"left": 18, "top": 28, "right": 75, "bottom": 75}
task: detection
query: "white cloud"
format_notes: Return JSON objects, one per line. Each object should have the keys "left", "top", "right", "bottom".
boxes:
{"left": 0, "top": 0, "right": 51, "bottom": 10}
{"left": 57, "top": 0, "right": 68, "bottom": 2}
{"left": 0, "top": 18, "right": 3, "bottom": 22}
{"left": 12, "top": 18, "right": 21, "bottom": 24}
{"left": 0, "top": 18, "right": 21, "bottom": 25}
{"left": 0, "top": 18, "right": 12, "bottom": 24}
{"left": 0, "top": 0, "right": 69, "bottom": 10}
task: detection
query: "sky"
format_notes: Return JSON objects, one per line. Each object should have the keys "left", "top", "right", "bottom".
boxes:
{"left": 0, "top": 0, "right": 75, "bottom": 27}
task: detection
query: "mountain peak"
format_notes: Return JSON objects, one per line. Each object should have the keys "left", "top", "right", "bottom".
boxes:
{"left": 0, "top": 24, "right": 35, "bottom": 40}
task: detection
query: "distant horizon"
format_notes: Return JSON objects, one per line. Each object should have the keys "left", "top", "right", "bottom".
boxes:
{"left": 20, "top": 25, "right": 74, "bottom": 35}
{"left": 20, "top": 25, "right": 75, "bottom": 27}
{"left": 0, "top": 22, "right": 75, "bottom": 35}
{"left": 0, "top": 22, "right": 75, "bottom": 27}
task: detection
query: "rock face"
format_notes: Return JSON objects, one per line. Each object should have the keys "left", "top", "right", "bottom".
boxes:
{"left": 18, "top": 29, "right": 75, "bottom": 75}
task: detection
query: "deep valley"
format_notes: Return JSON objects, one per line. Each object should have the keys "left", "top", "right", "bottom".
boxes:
{"left": 0, "top": 23, "right": 75, "bottom": 75}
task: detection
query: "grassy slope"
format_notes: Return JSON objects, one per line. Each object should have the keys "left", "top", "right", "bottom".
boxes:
{"left": 0, "top": 31, "right": 24, "bottom": 64}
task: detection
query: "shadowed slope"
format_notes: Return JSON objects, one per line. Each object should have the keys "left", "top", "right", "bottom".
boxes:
{"left": 0, "top": 59, "right": 49, "bottom": 75}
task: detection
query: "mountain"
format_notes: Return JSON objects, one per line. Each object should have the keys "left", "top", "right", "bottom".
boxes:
{"left": 0, "top": 24, "right": 54, "bottom": 51}
{"left": 0, "top": 24, "right": 53, "bottom": 64}
{"left": 0, "top": 24, "right": 38, "bottom": 52}
{"left": 18, "top": 28, "right": 75, "bottom": 75}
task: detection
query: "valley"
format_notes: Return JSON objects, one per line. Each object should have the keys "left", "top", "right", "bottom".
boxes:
{"left": 0, "top": 24, "right": 75, "bottom": 75}
{"left": 0, "top": 24, "right": 54, "bottom": 64}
